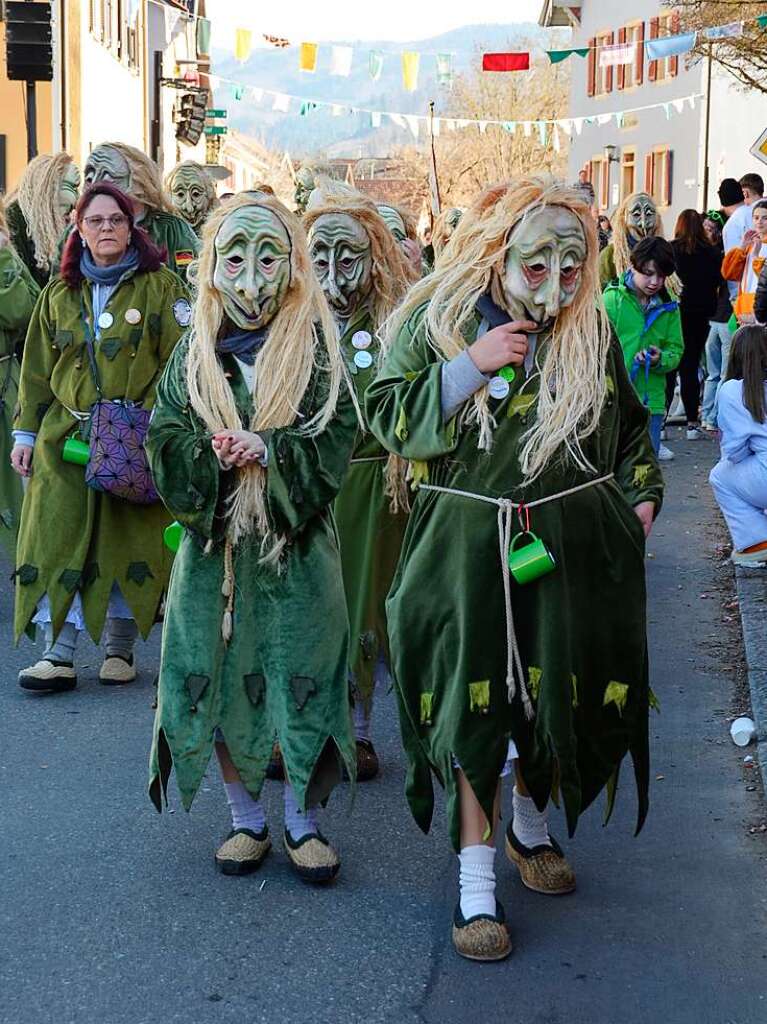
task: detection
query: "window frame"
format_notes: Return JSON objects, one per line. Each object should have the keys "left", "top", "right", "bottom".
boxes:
{"left": 620, "top": 147, "right": 637, "bottom": 201}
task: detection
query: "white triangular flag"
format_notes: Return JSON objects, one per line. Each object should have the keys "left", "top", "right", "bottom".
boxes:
{"left": 523, "top": 122, "right": 532, "bottom": 137}
{"left": 456, "top": 119, "right": 471, "bottom": 129}
{"left": 553, "top": 126, "right": 561, "bottom": 152}
{"left": 330, "top": 45, "right": 353, "bottom": 77}
{"left": 251, "top": 87, "right": 263, "bottom": 102}
{"left": 207, "top": 74, "right": 220, "bottom": 90}
{"left": 478, "top": 121, "right": 488, "bottom": 134}
{"left": 673, "top": 98, "right": 685, "bottom": 113}
{"left": 332, "top": 104, "right": 344, "bottom": 117}
{"left": 404, "top": 114, "right": 420, "bottom": 139}
{"left": 597, "top": 113, "right": 612, "bottom": 126}
{"left": 371, "top": 111, "right": 382, "bottom": 128}
{"left": 573, "top": 117, "right": 584, "bottom": 135}
{"left": 687, "top": 95, "right": 696, "bottom": 110}
{"left": 272, "top": 92, "right": 290, "bottom": 112}
{"left": 558, "top": 119, "right": 572, "bottom": 136}
{"left": 538, "top": 122, "right": 547, "bottom": 146}
{"left": 431, "top": 117, "right": 440, "bottom": 136}
{"left": 388, "top": 113, "right": 407, "bottom": 130}
{"left": 445, "top": 119, "right": 456, "bottom": 132}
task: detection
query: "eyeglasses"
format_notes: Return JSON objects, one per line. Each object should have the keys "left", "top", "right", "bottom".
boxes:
{"left": 82, "top": 214, "right": 128, "bottom": 230}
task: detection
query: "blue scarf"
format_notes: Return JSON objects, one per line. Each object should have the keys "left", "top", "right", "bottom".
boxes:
{"left": 624, "top": 270, "right": 678, "bottom": 335}
{"left": 80, "top": 245, "right": 140, "bottom": 286}
{"left": 475, "top": 291, "right": 511, "bottom": 328}
{"left": 216, "top": 326, "right": 269, "bottom": 366}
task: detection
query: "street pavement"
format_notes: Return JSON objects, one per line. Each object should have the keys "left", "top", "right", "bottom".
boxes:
{"left": 1, "top": 427, "right": 766, "bottom": 1024}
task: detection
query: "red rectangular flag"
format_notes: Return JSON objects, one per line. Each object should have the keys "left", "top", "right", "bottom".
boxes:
{"left": 482, "top": 52, "right": 530, "bottom": 72}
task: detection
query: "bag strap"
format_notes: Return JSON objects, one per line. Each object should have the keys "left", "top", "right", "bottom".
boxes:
{"left": 79, "top": 292, "right": 103, "bottom": 399}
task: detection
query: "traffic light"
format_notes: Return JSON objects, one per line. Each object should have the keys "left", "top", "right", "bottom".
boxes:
{"left": 5, "top": 1, "right": 53, "bottom": 81}
{"left": 176, "top": 91, "right": 207, "bottom": 146}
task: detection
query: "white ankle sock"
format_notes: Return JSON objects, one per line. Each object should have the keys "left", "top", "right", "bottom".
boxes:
{"left": 283, "top": 782, "right": 318, "bottom": 841}
{"left": 458, "top": 844, "right": 497, "bottom": 919}
{"left": 224, "top": 781, "right": 266, "bottom": 833}
{"left": 43, "top": 622, "right": 79, "bottom": 664}
{"left": 352, "top": 700, "right": 371, "bottom": 743}
{"left": 512, "top": 787, "right": 551, "bottom": 849}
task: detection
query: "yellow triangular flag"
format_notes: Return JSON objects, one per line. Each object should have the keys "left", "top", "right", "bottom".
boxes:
{"left": 299, "top": 42, "right": 318, "bottom": 72}
{"left": 402, "top": 51, "right": 420, "bottom": 92}
{"left": 235, "top": 28, "right": 252, "bottom": 63}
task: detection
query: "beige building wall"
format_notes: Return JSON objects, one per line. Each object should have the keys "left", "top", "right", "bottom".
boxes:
{"left": 0, "top": 22, "right": 54, "bottom": 193}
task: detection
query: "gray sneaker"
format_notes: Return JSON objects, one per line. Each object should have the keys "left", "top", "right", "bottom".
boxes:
{"left": 658, "top": 444, "right": 674, "bottom": 461}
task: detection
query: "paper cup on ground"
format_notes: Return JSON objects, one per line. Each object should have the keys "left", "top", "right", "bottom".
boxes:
{"left": 730, "top": 717, "right": 757, "bottom": 747}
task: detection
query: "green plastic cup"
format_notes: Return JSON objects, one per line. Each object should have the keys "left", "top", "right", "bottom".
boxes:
{"left": 508, "top": 531, "right": 556, "bottom": 585}
{"left": 62, "top": 437, "right": 90, "bottom": 466}
{"left": 164, "top": 521, "right": 184, "bottom": 553}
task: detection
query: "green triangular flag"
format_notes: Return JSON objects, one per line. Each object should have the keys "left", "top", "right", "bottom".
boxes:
{"left": 196, "top": 16, "right": 211, "bottom": 54}
{"left": 547, "top": 47, "right": 589, "bottom": 63}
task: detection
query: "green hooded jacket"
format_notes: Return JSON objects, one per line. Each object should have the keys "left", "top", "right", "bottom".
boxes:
{"left": 603, "top": 274, "right": 683, "bottom": 415}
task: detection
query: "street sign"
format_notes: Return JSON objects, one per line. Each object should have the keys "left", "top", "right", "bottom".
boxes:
{"left": 206, "top": 109, "right": 227, "bottom": 118}
{"left": 204, "top": 126, "right": 228, "bottom": 135}
{"left": 750, "top": 127, "right": 767, "bottom": 167}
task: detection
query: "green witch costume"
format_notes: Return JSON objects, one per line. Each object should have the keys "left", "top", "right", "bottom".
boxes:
{"left": 0, "top": 245, "right": 40, "bottom": 560}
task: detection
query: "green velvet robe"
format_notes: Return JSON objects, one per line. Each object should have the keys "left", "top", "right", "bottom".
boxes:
{"left": 145, "top": 338, "right": 358, "bottom": 813}
{"left": 365, "top": 307, "right": 663, "bottom": 850}
{"left": 0, "top": 246, "right": 41, "bottom": 561}
{"left": 6, "top": 201, "right": 49, "bottom": 289}
{"left": 333, "top": 310, "right": 408, "bottom": 708}
{"left": 12, "top": 265, "right": 189, "bottom": 642}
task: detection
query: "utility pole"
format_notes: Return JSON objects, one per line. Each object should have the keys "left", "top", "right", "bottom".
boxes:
{"left": 702, "top": 42, "right": 713, "bottom": 211}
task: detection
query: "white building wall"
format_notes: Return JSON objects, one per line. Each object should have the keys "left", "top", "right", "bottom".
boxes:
{"left": 707, "top": 70, "right": 767, "bottom": 193}
{"left": 77, "top": 23, "right": 145, "bottom": 164}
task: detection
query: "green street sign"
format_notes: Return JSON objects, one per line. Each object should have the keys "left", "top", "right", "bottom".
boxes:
{"left": 204, "top": 126, "right": 228, "bottom": 135}
{"left": 206, "top": 108, "right": 227, "bottom": 118}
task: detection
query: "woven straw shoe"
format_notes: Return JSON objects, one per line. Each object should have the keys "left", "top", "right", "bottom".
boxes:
{"left": 505, "top": 825, "right": 576, "bottom": 895}
{"left": 99, "top": 655, "right": 137, "bottom": 685}
{"left": 283, "top": 830, "right": 340, "bottom": 884}
{"left": 452, "top": 902, "right": 512, "bottom": 962}
{"left": 18, "top": 660, "right": 77, "bottom": 693}
{"left": 215, "top": 828, "right": 271, "bottom": 875}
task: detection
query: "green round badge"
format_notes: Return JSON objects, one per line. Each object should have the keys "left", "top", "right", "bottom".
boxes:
{"left": 499, "top": 366, "right": 516, "bottom": 383}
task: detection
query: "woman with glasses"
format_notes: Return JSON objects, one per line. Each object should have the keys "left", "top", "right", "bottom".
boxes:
{"left": 10, "top": 182, "right": 190, "bottom": 693}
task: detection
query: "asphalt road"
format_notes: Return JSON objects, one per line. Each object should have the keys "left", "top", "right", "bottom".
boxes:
{"left": 1, "top": 427, "right": 766, "bottom": 1024}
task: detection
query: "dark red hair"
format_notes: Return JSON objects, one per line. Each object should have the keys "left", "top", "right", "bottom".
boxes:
{"left": 60, "top": 181, "right": 167, "bottom": 287}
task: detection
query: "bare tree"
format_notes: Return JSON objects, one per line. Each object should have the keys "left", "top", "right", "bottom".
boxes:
{"left": 670, "top": 1, "right": 767, "bottom": 94}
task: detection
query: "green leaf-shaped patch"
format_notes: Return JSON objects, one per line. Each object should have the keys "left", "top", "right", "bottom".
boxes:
{"left": 126, "top": 561, "right": 154, "bottom": 586}
{"left": 571, "top": 673, "right": 579, "bottom": 709}
{"left": 404, "top": 370, "right": 420, "bottom": 382}
{"left": 468, "top": 680, "right": 490, "bottom": 713}
{"left": 99, "top": 337, "right": 123, "bottom": 361}
{"left": 290, "top": 675, "right": 317, "bottom": 710}
{"left": 36, "top": 402, "right": 51, "bottom": 425}
{"left": 394, "top": 406, "right": 409, "bottom": 442}
{"left": 81, "top": 562, "right": 100, "bottom": 587}
{"left": 632, "top": 464, "right": 650, "bottom": 488}
{"left": 648, "top": 687, "right": 661, "bottom": 713}
{"left": 507, "top": 393, "right": 536, "bottom": 419}
{"left": 185, "top": 674, "right": 210, "bottom": 705}
{"left": 528, "top": 666, "right": 542, "bottom": 701}
{"left": 54, "top": 329, "right": 74, "bottom": 350}
{"left": 244, "top": 673, "right": 265, "bottom": 707}
{"left": 605, "top": 374, "right": 615, "bottom": 396}
{"left": 59, "top": 569, "right": 81, "bottom": 593}
{"left": 129, "top": 327, "right": 143, "bottom": 349}
{"left": 148, "top": 313, "right": 162, "bottom": 339}
{"left": 409, "top": 459, "right": 429, "bottom": 489}
{"left": 603, "top": 680, "right": 629, "bottom": 716}
{"left": 420, "top": 691, "right": 434, "bottom": 725}
{"left": 14, "top": 563, "right": 38, "bottom": 585}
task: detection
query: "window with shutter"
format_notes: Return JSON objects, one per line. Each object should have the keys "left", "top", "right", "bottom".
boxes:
{"left": 617, "top": 27, "right": 626, "bottom": 90}
{"left": 644, "top": 152, "right": 654, "bottom": 194}
{"left": 587, "top": 36, "right": 596, "bottom": 97}
{"left": 648, "top": 16, "right": 659, "bottom": 82}
{"left": 669, "top": 10, "right": 681, "bottom": 77}
{"left": 605, "top": 31, "right": 615, "bottom": 93}
{"left": 663, "top": 150, "right": 673, "bottom": 205}
{"left": 636, "top": 21, "right": 645, "bottom": 85}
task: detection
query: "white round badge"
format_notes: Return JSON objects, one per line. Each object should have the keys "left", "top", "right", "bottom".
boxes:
{"left": 488, "top": 376, "right": 510, "bottom": 400}
{"left": 124, "top": 308, "right": 142, "bottom": 325}
{"left": 354, "top": 350, "right": 373, "bottom": 370}
{"left": 351, "top": 330, "right": 372, "bottom": 350}
{"left": 173, "top": 298, "right": 192, "bottom": 327}
{"left": 97, "top": 311, "right": 114, "bottom": 330}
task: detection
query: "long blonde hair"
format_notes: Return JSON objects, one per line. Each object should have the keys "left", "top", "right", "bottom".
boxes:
{"left": 14, "top": 152, "right": 75, "bottom": 271}
{"left": 383, "top": 176, "right": 610, "bottom": 483}
{"left": 305, "top": 181, "right": 415, "bottom": 510}
{"left": 186, "top": 192, "right": 345, "bottom": 560}
{"left": 611, "top": 191, "right": 664, "bottom": 278}
{"left": 99, "top": 142, "right": 175, "bottom": 215}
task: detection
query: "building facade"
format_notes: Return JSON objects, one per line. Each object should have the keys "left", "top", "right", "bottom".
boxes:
{"left": 540, "top": 1, "right": 767, "bottom": 227}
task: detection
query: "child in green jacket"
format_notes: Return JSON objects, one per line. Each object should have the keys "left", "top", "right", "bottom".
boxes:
{"left": 603, "top": 236, "right": 683, "bottom": 457}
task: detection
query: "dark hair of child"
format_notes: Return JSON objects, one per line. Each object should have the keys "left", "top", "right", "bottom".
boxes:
{"left": 725, "top": 324, "right": 767, "bottom": 424}
{"left": 629, "top": 235, "right": 676, "bottom": 277}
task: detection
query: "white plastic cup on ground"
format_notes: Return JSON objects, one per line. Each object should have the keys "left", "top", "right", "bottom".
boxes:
{"left": 731, "top": 717, "right": 757, "bottom": 747}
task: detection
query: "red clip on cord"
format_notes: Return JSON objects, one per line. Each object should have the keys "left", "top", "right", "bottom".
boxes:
{"left": 517, "top": 502, "right": 531, "bottom": 533}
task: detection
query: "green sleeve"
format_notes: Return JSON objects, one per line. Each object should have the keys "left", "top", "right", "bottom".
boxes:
{"left": 599, "top": 246, "right": 617, "bottom": 288}
{"left": 13, "top": 282, "right": 57, "bottom": 432}
{"left": 0, "top": 247, "right": 40, "bottom": 332}
{"left": 165, "top": 217, "right": 200, "bottom": 283}
{"left": 610, "top": 340, "right": 664, "bottom": 512}
{"left": 145, "top": 338, "right": 222, "bottom": 539}
{"left": 266, "top": 365, "right": 359, "bottom": 535}
{"left": 656, "top": 308, "right": 683, "bottom": 374}
{"left": 364, "top": 306, "right": 460, "bottom": 461}
{"left": 142, "top": 269, "right": 191, "bottom": 411}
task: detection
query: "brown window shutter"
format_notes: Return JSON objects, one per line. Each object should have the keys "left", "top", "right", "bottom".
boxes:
{"left": 648, "top": 16, "right": 659, "bottom": 82}
{"left": 644, "top": 152, "right": 654, "bottom": 196}
{"left": 636, "top": 21, "right": 645, "bottom": 85}
{"left": 669, "top": 10, "right": 680, "bottom": 77}
{"left": 617, "top": 27, "right": 627, "bottom": 90}
{"left": 603, "top": 31, "right": 614, "bottom": 92}
{"left": 664, "top": 150, "right": 673, "bottom": 206}
{"left": 587, "top": 37, "right": 596, "bottom": 97}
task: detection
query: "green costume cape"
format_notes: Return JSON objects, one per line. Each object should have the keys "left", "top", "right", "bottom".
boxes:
{"left": 6, "top": 200, "right": 49, "bottom": 289}
{"left": 333, "top": 310, "right": 408, "bottom": 708}
{"left": 12, "top": 265, "right": 189, "bottom": 642}
{"left": 599, "top": 243, "right": 618, "bottom": 288}
{"left": 145, "top": 339, "right": 358, "bottom": 812}
{"left": 365, "top": 307, "right": 663, "bottom": 851}
{"left": 0, "top": 246, "right": 41, "bottom": 560}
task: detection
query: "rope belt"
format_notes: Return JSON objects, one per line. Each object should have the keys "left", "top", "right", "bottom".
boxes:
{"left": 350, "top": 456, "right": 387, "bottom": 464}
{"left": 418, "top": 473, "right": 615, "bottom": 719}
{"left": 0, "top": 354, "right": 11, "bottom": 363}
{"left": 63, "top": 404, "right": 91, "bottom": 422}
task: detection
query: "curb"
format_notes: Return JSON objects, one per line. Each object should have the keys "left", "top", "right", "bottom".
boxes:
{"left": 734, "top": 565, "right": 767, "bottom": 778}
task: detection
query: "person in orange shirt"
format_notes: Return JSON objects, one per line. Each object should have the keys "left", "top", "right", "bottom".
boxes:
{"left": 722, "top": 199, "right": 767, "bottom": 325}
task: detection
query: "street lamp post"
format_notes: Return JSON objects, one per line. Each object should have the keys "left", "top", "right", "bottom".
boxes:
{"left": 604, "top": 144, "right": 620, "bottom": 209}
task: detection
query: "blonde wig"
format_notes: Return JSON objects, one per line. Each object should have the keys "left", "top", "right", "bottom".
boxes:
{"left": 163, "top": 160, "right": 219, "bottom": 211}
{"left": 383, "top": 176, "right": 610, "bottom": 483}
{"left": 100, "top": 142, "right": 175, "bottom": 215}
{"left": 431, "top": 207, "right": 463, "bottom": 259}
{"left": 610, "top": 191, "right": 664, "bottom": 279}
{"left": 186, "top": 192, "right": 347, "bottom": 560}
{"left": 14, "top": 152, "right": 76, "bottom": 271}
{"left": 305, "top": 180, "right": 416, "bottom": 511}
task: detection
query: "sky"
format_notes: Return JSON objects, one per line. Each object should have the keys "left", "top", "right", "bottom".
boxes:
{"left": 204, "top": 0, "right": 545, "bottom": 44}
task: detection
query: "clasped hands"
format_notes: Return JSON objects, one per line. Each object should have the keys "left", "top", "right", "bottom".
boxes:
{"left": 212, "top": 429, "right": 266, "bottom": 469}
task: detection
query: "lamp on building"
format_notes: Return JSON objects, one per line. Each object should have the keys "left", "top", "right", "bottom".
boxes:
{"left": 603, "top": 145, "right": 620, "bottom": 210}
